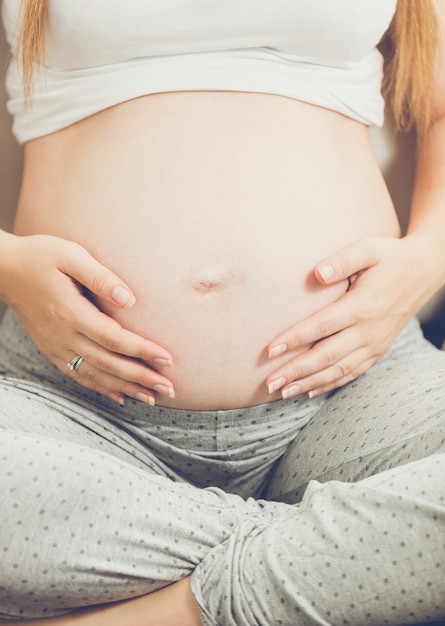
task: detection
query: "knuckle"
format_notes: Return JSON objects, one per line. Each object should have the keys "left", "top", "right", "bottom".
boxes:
{"left": 288, "top": 364, "right": 304, "bottom": 380}
{"left": 342, "top": 372, "right": 356, "bottom": 386}
{"left": 82, "top": 367, "right": 99, "bottom": 383}
{"left": 317, "top": 319, "right": 335, "bottom": 338}
{"left": 133, "top": 371, "right": 152, "bottom": 387}
{"left": 335, "top": 254, "right": 352, "bottom": 277}
{"left": 335, "top": 361, "right": 351, "bottom": 379}
{"left": 95, "top": 357, "right": 114, "bottom": 374}
{"left": 81, "top": 349, "right": 93, "bottom": 363}
{"left": 49, "top": 306, "right": 74, "bottom": 325}
{"left": 287, "top": 331, "right": 303, "bottom": 348}
{"left": 90, "top": 267, "right": 112, "bottom": 295}
{"left": 322, "top": 350, "right": 338, "bottom": 367}
{"left": 101, "top": 334, "right": 120, "bottom": 353}
{"left": 131, "top": 339, "right": 147, "bottom": 360}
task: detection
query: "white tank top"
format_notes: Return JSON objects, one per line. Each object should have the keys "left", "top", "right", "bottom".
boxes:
{"left": 2, "top": 0, "right": 398, "bottom": 144}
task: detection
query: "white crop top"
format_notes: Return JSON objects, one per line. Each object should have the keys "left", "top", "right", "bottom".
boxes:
{"left": 2, "top": 0, "right": 398, "bottom": 144}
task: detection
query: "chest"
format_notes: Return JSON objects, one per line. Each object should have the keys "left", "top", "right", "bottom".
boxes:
{"left": 2, "top": 0, "right": 397, "bottom": 69}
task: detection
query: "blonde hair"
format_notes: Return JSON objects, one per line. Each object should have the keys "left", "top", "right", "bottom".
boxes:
{"left": 383, "top": 0, "right": 440, "bottom": 141}
{"left": 17, "top": 0, "right": 440, "bottom": 139}
{"left": 17, "top": 0, "right": 47, "bottom": 99}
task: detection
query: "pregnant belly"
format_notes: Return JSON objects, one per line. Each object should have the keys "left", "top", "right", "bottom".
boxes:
{"left": 93, "top": 209, "right": 352, "bottom": 410}
{"left": 16, "top": 92, "right": 401, "bottom": 409}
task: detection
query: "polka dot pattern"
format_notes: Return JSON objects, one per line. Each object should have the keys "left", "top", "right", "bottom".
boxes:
{"left": 193, "top": 455, "right": 445, "bottom": 626}
{"left": 0, "top": 428, "right": 286, "bottom": 618}
{"left": 0, "top": 310, "right": 444, "bottom": 624}
{"left": 266, "top": 317, "right": 445, "bottom": 504}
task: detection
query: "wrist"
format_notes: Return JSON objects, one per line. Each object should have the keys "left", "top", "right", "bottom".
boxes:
{"left": 402, "top": 231, "right": 445, "bottom": 292}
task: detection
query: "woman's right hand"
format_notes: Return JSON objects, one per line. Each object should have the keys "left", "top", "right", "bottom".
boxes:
{"left": 0, "top": 233, "right": 175, "bottom": 405}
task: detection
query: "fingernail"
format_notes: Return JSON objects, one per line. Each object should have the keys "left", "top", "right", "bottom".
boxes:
{"left": 268, "top": 343, "right": 288, "bottom": 359}
{"left": 282, "top": 383, "right": 302, "bottom": 399}
{"left": 109, "top": 393, "right": 125, "bottom": 406}
{"left": 111, "top": 285, "right": 136, "bottom": 309}
{"left": 308, "top": 390, "right": 315, "bottom": 399}
{"left": 268, "top": 376, "right": 287, "bottom": 394}
{"left": 153, "top": 384, "right": 175, "bottom": 399}
{"left": 154, "top": 357, "right": 175, "bottom": 368}
{"left": 135, "top": 392, "right": 155, "bottom": 406}
{"left": 318, "top": 264, "right": 335, "bottom": 282}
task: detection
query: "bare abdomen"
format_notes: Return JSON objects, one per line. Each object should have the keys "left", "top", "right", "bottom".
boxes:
{"left": 16, "top": 92, "right": 401, "bottom": 409}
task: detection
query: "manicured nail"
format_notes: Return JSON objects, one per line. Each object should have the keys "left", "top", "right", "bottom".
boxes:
{"left": 308, "top": 389, "right": 323, "bottom": 399}
{"left": 153, "top": 384, "right": 175, "bottom": 398}
{"left": 154, "top": 357, "right": 175, "bottom": 368}
{"left": 108, "top": 393, "right": 125, "bottom": 406}
{"left": 282, "top": 383, "right": 302, "bottom": 399}
{"left": 318, "top": 264, "right": 335, "bottom": 282}
{"left": 135, "top": 392, "right": 155, "bottom": 406}
{"left": 268, "top": 343, "right": 287, "bottom": 359}
{"left": 268, "top": 376, "right": 287, "bottom": 394}
{"left": 111, "top": 285, "right": 136, "bottom": 309}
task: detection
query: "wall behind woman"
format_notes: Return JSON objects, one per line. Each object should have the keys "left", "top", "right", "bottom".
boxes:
{"left": 0, "top": 21, "right": 444, "bottom": 343}
{"left": 0, "top": 26, "right": 22, "bottom": 319}
{"left": 0, "top": 25, "right": 23, "bottom": 242}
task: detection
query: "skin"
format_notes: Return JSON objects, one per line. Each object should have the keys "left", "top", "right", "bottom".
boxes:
{"left": 11, "top": 93, "right": 400, "bottom": 411}
{"left": 1, "top": 1, "right": 445, "bottom": 623}
{"left": 263, "top": 0, "right": 445, "bottom": 399}
{"left": 0, "top": 232, "right": 174, "bottom": 406}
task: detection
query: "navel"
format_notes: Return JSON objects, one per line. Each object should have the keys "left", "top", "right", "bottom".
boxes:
{"left": 186, "top": 264, "right": 242, "bottom": 294}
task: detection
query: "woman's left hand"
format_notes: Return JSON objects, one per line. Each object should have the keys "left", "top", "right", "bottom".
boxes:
{"left": 266, "top": 235, "right": 440, "bottom": 399}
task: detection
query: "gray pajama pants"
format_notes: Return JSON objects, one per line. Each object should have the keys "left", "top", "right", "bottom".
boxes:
{"left": 0, "top": 307, "right": 444, "bottom": 625}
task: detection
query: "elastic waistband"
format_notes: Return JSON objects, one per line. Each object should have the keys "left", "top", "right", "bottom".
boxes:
{"left": 0, "top": 307, "right": 322, "bottom": 427}
{"left": 0, "top": 307, "right": 424, "bottom": 427}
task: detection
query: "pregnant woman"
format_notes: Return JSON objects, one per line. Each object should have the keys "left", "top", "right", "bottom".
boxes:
{"left": 0, "top": 1, "right": 444, "bottom": 624}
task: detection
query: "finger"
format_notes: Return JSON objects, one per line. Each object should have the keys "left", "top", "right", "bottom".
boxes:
{"left": 61, "top": 357, "right": 126, "bottom": 405}
{"left": 266, "top": 326, "right": 371, "bottom": 391}
{"left": 78, "top": 364, "right": 160, "bottom": 405}
{"left": 59, "top": 242, "right": 137, "bottom": 309}
{"left": 278, "top": 348, "right": 372, "bottom": 400}
{"left": 305, "top": 356, "right": 377, "bottom": 398}
{"left": 71, "top": 339, "right": 175, "bottom": 399}
{"left": 61, "top": 355, "right": 159, "bottom": 405}
{"left": 314, "top": 237, "right": 380, "bottom": 285}
{"left": 73, "top": 297, "right": 174, "bottom": 366}
{"left": 267, "top": 329, "right": 363, "bottom": 394}
{"left": 268, "top": 292, "right": 360, "bottom": 356}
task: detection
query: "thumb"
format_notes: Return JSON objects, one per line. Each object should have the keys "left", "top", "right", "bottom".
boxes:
{"left": 314, "top": 239, "right": 379, "bottom": 285}
{"left": 62, "top": 243, "right": 136, "bottom": 309}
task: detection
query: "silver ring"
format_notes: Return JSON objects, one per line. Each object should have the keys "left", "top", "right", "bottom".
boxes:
{"left": 66, "top": 354, "right": 83, "bottom": 372}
